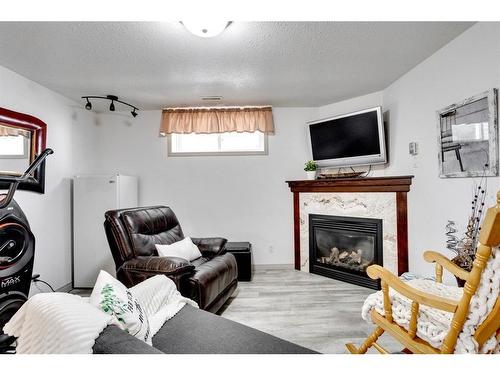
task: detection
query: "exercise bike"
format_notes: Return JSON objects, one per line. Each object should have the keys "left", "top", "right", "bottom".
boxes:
{"left": 0, "top": 148, "right": 53, "bottom": 353}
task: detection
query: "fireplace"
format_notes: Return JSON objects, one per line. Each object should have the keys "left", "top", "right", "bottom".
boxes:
{"left": 309, "top": 214, "right": 383, "bottom": 289}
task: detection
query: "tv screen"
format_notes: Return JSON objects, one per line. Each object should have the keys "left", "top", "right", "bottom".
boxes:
{"left": 308, "top": 107, "right": 386, "bottom": 168}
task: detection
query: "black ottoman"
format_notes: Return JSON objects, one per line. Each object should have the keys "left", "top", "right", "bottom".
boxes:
{"left": 225, "top": 242, "right": 252, "bottom": 281}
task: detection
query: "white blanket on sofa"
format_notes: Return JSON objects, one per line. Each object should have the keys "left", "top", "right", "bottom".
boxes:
{"left": 4, "top": 275, "right": 197, "bottom": 354}
{"left": 3, "top": 293, "right": 113, "bottom": 354}
{"left": 129, "top": 275, "right": 198, "bottom": 336}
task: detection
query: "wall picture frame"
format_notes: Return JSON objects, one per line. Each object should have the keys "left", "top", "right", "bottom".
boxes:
{"left": 437, "top": 88, "right": 498, "bottom": 178}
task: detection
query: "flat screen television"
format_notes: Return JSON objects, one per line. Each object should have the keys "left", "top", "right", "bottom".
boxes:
{"left": 307, "top": 106, "right": 387, "bottom": 168}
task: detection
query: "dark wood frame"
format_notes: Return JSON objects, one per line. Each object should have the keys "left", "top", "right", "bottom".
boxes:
{"left": 0, "top": 107, "right": 48, "bottom": 193}
{"left": 286, "top": 176, "right": 413, "bottom": 275}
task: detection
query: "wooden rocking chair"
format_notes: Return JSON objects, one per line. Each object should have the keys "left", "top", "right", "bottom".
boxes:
{"left": 346, "top": 191, "right": 500, "bottom": 354}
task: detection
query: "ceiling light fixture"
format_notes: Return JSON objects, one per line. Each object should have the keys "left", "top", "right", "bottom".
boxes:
{"left": 182, "top": 21, "right": 230, "bottom": 38}
{"left": 81, "top": 95, "right": 139, "bottom": 117}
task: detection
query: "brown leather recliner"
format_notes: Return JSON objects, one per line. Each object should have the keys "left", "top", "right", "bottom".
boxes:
{"left": 103, "top": 206, "right": 238, "bottom": 313}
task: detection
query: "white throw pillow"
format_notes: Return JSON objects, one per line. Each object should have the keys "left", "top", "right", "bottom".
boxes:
{"left": 155, "top": 237, "right": 202, "bottom": 261}
{"left": 89, "top": 270, "right": 151, "bottom": 345}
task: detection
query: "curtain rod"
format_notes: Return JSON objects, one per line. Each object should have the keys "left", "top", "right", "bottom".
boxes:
{"left": 162, "top": 106, "right": 272, "bottom": 111}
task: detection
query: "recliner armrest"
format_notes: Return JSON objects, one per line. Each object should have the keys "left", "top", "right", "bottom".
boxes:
{"left": 191, "top": 237, "right": 227, "bottom": 257}
{"left": 120, "top": 256, "right": 195, "bottom": 276}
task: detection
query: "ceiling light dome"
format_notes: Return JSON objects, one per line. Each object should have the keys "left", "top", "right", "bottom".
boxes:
{"left": 182, "top": 21, "right": 229, "bottom": 38}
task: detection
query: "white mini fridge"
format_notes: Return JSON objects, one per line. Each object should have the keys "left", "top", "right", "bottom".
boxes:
{"left": 73, "top": 174, "right": 138, "bottom": 288}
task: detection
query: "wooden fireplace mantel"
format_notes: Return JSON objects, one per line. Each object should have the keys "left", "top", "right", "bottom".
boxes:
{"left": 286, "top": 175, "right": 413, "bottom": 193}
{"left": 286, "top": 175, "right": 413, "bottom": 275}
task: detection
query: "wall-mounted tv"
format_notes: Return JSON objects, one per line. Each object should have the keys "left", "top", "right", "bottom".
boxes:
{"left": 308, "top": 106, "right": 387, "bottom": 168}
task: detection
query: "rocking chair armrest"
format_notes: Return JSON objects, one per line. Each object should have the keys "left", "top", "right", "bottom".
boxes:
{"left": 366, "top": 265, "right": 460, "bottom": 313}
{"left": 423, "top": 250, "right": 470, "bottom": 281}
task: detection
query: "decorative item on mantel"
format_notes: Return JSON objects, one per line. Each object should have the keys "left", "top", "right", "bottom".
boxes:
{"left": 317, "top": 169, "right": 365, "bottom": 179}
{"left": 445, "top": 170, "right": 488, "bottom": 286}
{"left": 304, "top": 160, "right": 317, "bottom": 180}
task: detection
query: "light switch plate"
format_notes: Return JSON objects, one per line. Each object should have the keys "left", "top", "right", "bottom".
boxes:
{"left": 409, "top": 142, "right": 418, "bottom": 156}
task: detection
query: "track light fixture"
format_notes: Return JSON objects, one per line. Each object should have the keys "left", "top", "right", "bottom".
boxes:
{"left": 81, "top": 95, "right": 139, "bottom": 117}
{"left": 85, "top": 98, "right": 92, "bottom": 110}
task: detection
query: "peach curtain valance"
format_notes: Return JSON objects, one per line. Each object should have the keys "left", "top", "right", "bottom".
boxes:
{"left": 0, "top": 125, "right": 29, "bottom": 137}
{"left": 160, "top": 106, "right": 274, "bottom": 135}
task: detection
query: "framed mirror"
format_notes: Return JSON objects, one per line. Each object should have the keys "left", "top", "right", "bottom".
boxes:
{"left": 437, "top": 89, "right": 498, "bottom": 178}
{"left": 0, "top": 107, "right": 48, "bottom": 193}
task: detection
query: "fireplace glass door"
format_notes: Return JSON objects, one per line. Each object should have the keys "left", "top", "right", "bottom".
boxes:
{"left": 309, "top": 214, "right": 383, "bottom": 289}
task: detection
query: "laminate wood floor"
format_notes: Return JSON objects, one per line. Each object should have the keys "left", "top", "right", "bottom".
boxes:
{"left": 219, "top": 266, "right": 402, "bottom": 354}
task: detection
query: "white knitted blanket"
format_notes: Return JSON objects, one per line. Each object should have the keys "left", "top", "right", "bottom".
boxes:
{"left": 3, "top": 293, "right": 113, "bottom": 354}
{"left": 4, "top": 275, "right": 197, "bottom": 354}
{"left": 362, "top": 246, "right": 499, "bottom": 353}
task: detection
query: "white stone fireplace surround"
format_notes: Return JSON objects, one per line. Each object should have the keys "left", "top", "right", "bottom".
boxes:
{"left": 300, "top": 192, "right": 397, "bottom": 274}
{"left": 287, "top": 176, "right": 413, "bottom": 277}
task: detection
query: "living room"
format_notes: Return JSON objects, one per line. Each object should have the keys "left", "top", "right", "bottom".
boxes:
{"left": 0, "top": 0, "right": 499, "bottom": 371}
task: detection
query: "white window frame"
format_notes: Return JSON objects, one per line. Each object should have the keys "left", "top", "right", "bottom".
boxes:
{"left": 167, "top": 132, "right": 268, "bottom": 157}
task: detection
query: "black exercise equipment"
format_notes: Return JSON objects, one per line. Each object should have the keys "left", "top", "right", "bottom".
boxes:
{"left": 0, "top": 148, "right": 53, "bottom": 353}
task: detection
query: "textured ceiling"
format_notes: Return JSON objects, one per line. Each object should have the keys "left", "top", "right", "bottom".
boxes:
{"left": 0, "top": 22, "right": 473, "bottom": 110}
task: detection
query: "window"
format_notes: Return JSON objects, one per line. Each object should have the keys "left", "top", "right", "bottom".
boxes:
{"left": 168, "top": 131, "right": 267, "bottom": 156}
{"left": 0, "top": 135, "right": 28, "bottom": 158}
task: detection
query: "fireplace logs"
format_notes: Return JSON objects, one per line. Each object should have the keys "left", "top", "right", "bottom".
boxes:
{"left": 318, "top": 247, "right": 373, "bottom": 272}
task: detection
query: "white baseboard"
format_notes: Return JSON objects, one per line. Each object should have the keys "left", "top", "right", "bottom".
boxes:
{"left": 252, "top": 264, "right": 294, "bottom": 270}
{"left": 56, "top": 282, "right": 73, "bottom": 293}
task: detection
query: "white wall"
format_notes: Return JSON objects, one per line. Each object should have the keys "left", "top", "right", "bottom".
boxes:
{"left": 318, "top": 91, "right": 383, "bottom": 119}
{"left": 0, "top": 65, "right": 97, "bottom": 291}
{"left": 318, "top": 22, "right": 500, "bottom": 279}
{"left": 381, "top": 22, "right": 500, "bottom": 279}
{"left": 93, "top": 108, "right": 317, "bottom": 265}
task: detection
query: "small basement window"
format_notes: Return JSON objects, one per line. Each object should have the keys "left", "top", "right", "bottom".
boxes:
{"left": 0, "top": 135, "right": 28, "bottom": 158}
{"left": 168, "top": 131, "right": 267, "bottom": 156}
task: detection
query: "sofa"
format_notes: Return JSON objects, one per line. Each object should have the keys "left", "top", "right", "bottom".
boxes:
{"left": 104, "top": 206, "right": 238, "bottom": 313}
{"left": 93, "top": 304, "right": 317, "bottom": 354}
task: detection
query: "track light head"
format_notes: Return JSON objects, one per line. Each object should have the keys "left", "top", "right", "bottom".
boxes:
{"left": 109, "top": 101, "right": 115, "bottom": 112}
{"left": 131, "top": 109, "right": 138, "bottom": 118}
{"left": 85, "top": 98, "right": 92, "bottom": 110}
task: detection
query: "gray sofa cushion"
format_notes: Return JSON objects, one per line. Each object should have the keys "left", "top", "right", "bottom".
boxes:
{"left": 93, "top": 325, "right": 163, "bottom": 354}
{"left": 152, "top": 305, "right": 317, "bottom": 354}
{"left": 93, "top": 305, "right": 317, "bottom": 354}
